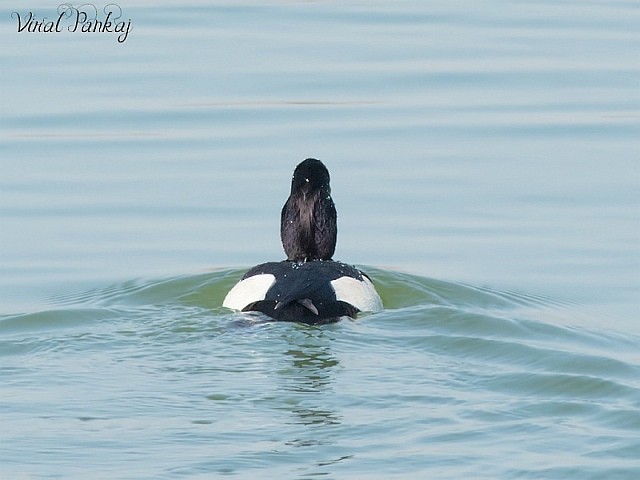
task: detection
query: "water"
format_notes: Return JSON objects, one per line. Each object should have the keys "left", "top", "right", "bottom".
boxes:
{"left": 1, "top": 1, "right": 639, "bottom": 478}
{"left": 2, "top": 270, "right": 639, "bottom": 478}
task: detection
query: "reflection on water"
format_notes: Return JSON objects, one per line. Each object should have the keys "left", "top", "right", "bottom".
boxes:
{"left": 283, "top": 342, "right": 339, "bottom": 394}
{"left": 279, "top": 327, "right": 344, "bottom": 474}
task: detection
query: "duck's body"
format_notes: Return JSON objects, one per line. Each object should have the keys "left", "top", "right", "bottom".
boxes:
{"left": 223, "top": 158, "right": 382, "bottom": 324}
{"left": 222, "top": 260, "right": 382, "bottom": 324}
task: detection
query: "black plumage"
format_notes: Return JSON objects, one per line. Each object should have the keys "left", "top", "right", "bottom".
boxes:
{"left": 240, "top": 261, "right": 362, "bottom": 324}
{"left": 280, "top": 158, "right": 337, "bottom": 262}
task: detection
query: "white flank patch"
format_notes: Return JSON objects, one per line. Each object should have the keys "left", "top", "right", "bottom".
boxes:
{"left": 331, "top": 276, "right": 383, "bottom": 313}
{"left": 223, "top": 274, "right": 276, "bottom": 311}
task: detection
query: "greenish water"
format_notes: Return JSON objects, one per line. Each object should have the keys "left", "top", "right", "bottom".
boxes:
{"left": 0, "top": 268, "right": 640, "bottom": 478}
{"left": 2, "top": 268, "right": 639, "bottom": 479}
{"left": 1, "top": 0, "right": 639, "bottom": 478}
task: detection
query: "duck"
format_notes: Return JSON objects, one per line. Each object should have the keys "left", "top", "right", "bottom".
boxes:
{"left": 223, "top": 158, "right": 382, "bottom": 324}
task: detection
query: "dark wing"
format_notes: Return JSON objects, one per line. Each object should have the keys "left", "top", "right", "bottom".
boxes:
{"left": 280, "top": 196, "right": 297, "bottom": 260}
{"left": 313, "top": 194, "right": 337, "bottom": 260}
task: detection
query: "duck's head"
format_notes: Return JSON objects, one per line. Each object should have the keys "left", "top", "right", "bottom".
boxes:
{"left": 281, "top": 158, "right": 337, "bottom": 262}
{"left": 290, "top": 158, "right": 331, "bottom": 199}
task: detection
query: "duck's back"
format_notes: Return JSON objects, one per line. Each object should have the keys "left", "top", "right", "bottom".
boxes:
{"left": 223, "top": 261, "right": 382, "bottom": 324}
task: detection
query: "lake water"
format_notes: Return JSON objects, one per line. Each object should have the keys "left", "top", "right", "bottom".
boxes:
{"left": 1, "top": 1, "right": 639, "bottom": 478}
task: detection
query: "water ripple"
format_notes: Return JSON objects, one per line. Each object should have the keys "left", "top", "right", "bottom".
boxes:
{"left": 2, "top": 267, "right": 639, "bottom": 480}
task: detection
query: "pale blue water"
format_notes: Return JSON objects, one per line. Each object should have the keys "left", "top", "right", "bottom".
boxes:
{"left": 1, "top": 1, "right": 639, "bottom": 478}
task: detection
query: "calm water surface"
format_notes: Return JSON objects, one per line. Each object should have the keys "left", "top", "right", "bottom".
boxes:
{"left": 1, "top": 1, "right": 639, "bottom": 479}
